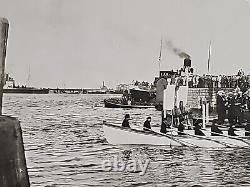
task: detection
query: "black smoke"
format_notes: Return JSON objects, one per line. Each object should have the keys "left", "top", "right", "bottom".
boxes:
{"left": 165, "top": 40, "right": 191, "bottom": 59}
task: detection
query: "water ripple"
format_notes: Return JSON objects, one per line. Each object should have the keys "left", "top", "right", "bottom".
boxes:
{"left": 3, "top": 94, "right": 250, "bottom": 186}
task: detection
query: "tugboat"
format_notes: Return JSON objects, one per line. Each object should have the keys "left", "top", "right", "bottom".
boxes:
{"left": 104, "top": 86, "right": 156, "bottom": 109}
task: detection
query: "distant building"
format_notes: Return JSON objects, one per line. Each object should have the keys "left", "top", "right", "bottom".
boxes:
{"left": 4, "top": 73, "right": 15, "bottom": 89}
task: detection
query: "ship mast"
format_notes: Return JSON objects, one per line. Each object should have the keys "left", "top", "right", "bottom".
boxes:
{"left": 158, "top": 38, "right": 163, "bottom": 77}
{"left": 27, "top": 64, "right": 31, "bottom": 87}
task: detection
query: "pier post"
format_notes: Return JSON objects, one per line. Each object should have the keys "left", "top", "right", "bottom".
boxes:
{"left": 0, "top": 18, "right": 30, "bottom": 187}
{"left": 205, "top": 101, "right": 209, "bottom": 125}
{"left": 202, "top": 97, "right": 206, "bottom": 128}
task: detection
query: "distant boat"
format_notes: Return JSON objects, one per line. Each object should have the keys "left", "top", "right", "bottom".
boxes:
{"left": 104, "top": 87, "right": 156, "bottom": 109}
{"left": 104, "top": 99, "right": 155, "bottom": 109}
{"left": 3, "top": 73, "right": 49, "bottom": 94}
{"left": 3, "top": 87, "right": 49, "bottom": 94}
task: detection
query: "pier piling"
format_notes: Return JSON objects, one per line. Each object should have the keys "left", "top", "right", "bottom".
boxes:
{"left": 0, "top": 18, "right": 30, "bottom": 187}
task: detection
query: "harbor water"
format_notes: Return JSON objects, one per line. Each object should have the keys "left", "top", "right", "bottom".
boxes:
{"left": 3, "top": 94, "right": 250, "bottom": 186}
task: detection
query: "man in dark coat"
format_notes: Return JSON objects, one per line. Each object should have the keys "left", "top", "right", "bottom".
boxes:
{"left": 178, "top": 122, "right": 185, "bottom": 135}
{"left": 245, "top": 123, "right": 250, "bottom": 136}
{"left": 227, "top": 92, "right": 235, "bottom": 125}
{"left": 234, "top": 92, "right": 243, "bottom": 125}
{"left": 122, "top": 114, "right": 131, "bottom": 128}
{"left": 216, "top": 91, "right": 226, "bottom": 125}
{"left": 228, "top": 124, "right": 237, "bottom": 136}
{"left": 211, "top": 120, "right": 223, "bottom": 136}
{"left": 194, "top": 124, "right": 205, "bottom": 136}
{"left": 143, "top": 117, "right": 151, "bottom": 131}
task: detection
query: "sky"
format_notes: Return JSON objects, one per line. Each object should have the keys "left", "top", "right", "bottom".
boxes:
{"left": 0, "top": 0, "right": 250, "bottom": 88}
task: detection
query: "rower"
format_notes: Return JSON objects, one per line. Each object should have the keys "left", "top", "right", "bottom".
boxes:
{"left": 122, "top": 114, "right": 131, "bottom": 128}
{"left": 194, "top": 123, "right": 205, "bottom": 136}
{"left": 177, "top": 122, "right": 185, "bottom": 135}
{"left": 160, "top": 121, "right": 167, "bottom": 134}
{"left": 211, "top": 120, "right": 223, "bottom": 136}
{"left": 143, "top": 117, "right": 151, "bottom": 131}
{"left": 160, "top": 119, "right": 171, "bottom": 134}
{"left": 228, "top": 124, "right": 237, "bottom": 136}
{"left": 245, "top": 123, "right": 250, "bottom": 136}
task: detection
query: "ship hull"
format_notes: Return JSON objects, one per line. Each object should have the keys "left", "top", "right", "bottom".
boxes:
{"left": 3, "top": 88, "right": 49, "bottom": 94}
{"left": 104, "top": 99, "right": 155, "bottom": 109}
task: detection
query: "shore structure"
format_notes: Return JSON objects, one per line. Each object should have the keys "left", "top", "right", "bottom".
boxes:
{"left": 0, "top": 18, "right": 30, "bottom": 186}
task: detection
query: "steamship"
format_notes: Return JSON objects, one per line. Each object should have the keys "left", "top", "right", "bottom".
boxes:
{"left": 3, "top": 74, "right": 49, "bottom": 94}
{"left": 155, "top": 58, "right": 193, "bottom": 110}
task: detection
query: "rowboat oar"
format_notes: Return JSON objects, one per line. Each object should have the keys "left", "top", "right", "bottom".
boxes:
{"left": 158, "top": 130, "right": 199, "bottom": 148}
{"left": 143, "top": 127, "right": 196, "bottom": 147}
{"left": 202, "top": 128, "right": 250, "bottom": 146}
{"left": 169, "top": 128, "right": 235, "bottom": 148}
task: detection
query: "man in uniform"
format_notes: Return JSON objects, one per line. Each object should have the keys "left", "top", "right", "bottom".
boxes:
{"left": 234, "top": 91, "right": 243, "bottom": 126}
{"left": 227, "top": 92, "right": 235, "bottom": 125}
{"left": 216, "top": 91, "right": 227, "bottom": 125}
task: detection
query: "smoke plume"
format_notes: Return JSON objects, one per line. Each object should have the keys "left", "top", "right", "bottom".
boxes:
{"left": 165, "top": 40, "right": 190, "bottom": 59}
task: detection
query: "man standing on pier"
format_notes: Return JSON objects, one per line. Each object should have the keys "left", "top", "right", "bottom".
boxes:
{"left": 216, "top": 91, "right": 226, "bottom": 125}
{"left": 234, "top": 91, "right": 243, "bottom": 126}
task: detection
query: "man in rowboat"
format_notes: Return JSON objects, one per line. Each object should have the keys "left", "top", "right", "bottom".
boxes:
{"left": 211, "top": 120, "right": 223, "bottom": 136}
{"left": 194, "top": 123, "right": 205, "bottom": 136}
{"left": 143, "top": 117, "right": 152, "bottom": 131}
{"left": 228, "top": 124, "right": 238, "bottom": 136}
{"left": 122, "top": 114, "right": 131, "bottom": 128}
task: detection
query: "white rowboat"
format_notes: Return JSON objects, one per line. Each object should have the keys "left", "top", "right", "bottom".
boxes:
{"left": 103, "top": 123, "right": 250, "bottom": 148}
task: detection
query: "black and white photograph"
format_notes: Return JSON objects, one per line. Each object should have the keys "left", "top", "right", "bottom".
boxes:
{"left": 0, "top": 0, "right": 250, "bottom": 186}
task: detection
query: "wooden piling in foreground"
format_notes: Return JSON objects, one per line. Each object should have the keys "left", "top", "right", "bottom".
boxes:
{"left": 0, "top": 18, "right": 30, "bottom": 187}
{"left": 0, "top": 116, "right": 30, "bottom": 187}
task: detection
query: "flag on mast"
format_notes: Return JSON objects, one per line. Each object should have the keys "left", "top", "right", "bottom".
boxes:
{"left": 207, "top": 41, "right": 211, "bottom": 74}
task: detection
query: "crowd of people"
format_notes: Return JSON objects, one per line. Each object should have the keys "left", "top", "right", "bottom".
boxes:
{"left": 216, "top": 88, "right": 250, "bottom": 126}
{"left": 189, "top": 73, "right": 250, "bottom": 91}
{"left": 159, "top": 69, "right": 250, "bottom": 92}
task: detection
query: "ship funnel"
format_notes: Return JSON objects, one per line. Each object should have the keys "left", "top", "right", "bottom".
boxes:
{"left": 184, "top": 58, "right": 191, "bottom": 67}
